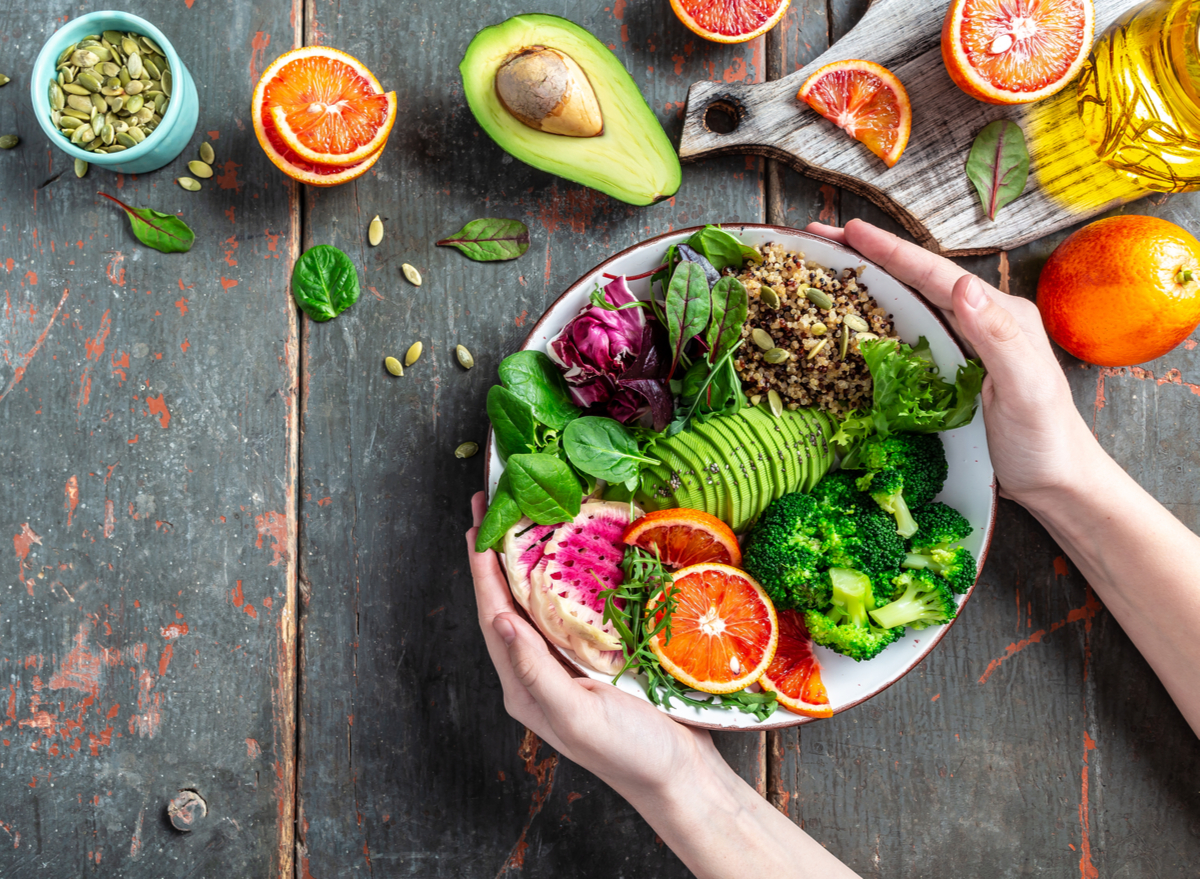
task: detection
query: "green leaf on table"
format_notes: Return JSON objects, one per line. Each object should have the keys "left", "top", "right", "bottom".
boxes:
{"left": 965, "top": 120, "right": 1029, "bottom": 221}
{"left": 290, "top": 244, "right": 360, "bottom": 322}
{"left": 436, "top": 218, "right": 531, "bottom": 261}
{"left": 487, "top": 385, "right": 538, "bottom": 461}
{"left": 99, "top": 192, "right": 194, "bottom": 254}
{"left": 665, "top": 261, "right": 711, "bottom": 375}
{"left": 562, "top": 417, "right": 659, "bottom": 484}
{"left": 705, "top": 276, "right": 748, "bottom": 364}
{"left": 505, "top": 453, "right": 582, "bottom": 525}
{"left": 475, "top": 471, "right": 522, "bottom": 552}
{"left": 498, "top": 350, "right": 580, "bottom": 429}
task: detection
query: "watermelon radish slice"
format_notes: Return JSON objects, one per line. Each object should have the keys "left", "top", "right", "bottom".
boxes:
{"left": 539, "top": 501, "right": 641, "bottom": 653}
{"left": 503, "top": 518, "right": 561, "bottom": 611}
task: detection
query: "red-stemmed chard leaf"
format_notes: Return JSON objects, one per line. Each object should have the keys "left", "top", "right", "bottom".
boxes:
{"left": 99, "top": 192, "right": 195, "bottom": 254}
{"left": 965, "top": 120, "right": 1029, "bottom": 221}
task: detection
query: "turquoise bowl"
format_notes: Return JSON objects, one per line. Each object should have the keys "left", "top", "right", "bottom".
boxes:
{"left": 30, "top": 11, "right": 198, "bottom": 174}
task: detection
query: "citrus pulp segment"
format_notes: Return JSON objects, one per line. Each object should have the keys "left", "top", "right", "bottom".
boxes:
{"left": 622, "top": 508, "right": 742, "bottom": 569}
{"left": 797, "top": 59, "right": 911, "bottom": 168}
{"left": 669, "top": 0, "right": 791, "bottom": 43}
{"left": 759, "top": 609, "right": 833, "bottom": 718}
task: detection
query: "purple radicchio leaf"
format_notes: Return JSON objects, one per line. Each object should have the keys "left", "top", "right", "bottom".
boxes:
{"left": 547, "top": 275, "right": 646, "bottom": 383}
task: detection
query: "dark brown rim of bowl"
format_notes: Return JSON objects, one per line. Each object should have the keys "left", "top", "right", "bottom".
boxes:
{"left": 483, "top": 223, "right": 999, "bottom": 730}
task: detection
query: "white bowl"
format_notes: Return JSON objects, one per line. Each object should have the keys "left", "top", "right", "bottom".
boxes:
{"left": 486, "top": 224, "right": 997, "bottom": 729}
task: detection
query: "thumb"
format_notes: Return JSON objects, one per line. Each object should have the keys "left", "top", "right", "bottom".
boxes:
{"left": 951, "top": 275, "right": 1038, "bottom": 390}
{"left": 494, "top": 612, "right": 582, "bottom": 712}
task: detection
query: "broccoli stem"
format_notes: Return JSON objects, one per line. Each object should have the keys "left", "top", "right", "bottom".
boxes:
{"left": 903, "top": 552, "right": 944, "bottom": 572}
{"left": 885, "top": 492, "right": 919, "bottom": 539}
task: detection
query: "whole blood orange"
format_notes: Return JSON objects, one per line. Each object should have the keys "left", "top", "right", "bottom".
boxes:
{"left": 758, "top": 610, "right": 832, "bottom": 718}
{"left": 797, "top": 60, "right": 911, "bottom": 168}
{"left": 1037, "top": 215, "right": 1200, "bottom": 366}
{"left": 622, "top": 508, "right": 742, "bottom": 569}
{"left": 648, "top": 563, "right": 777, "bottom": 694}
{"left": 670, "top": 0, "right": 790, "bottom": 44}
{"left": 942, "top": 0, "right": 1094, "bottom": 105}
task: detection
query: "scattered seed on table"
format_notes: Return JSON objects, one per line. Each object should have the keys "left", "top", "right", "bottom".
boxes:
{"left": 368, "top": 215, "right": 383, "bottom": 247}
{"left": 404, "top": 342, "right": 423, "bottom": 367}
{"left": 0, "top": 75, "right": 10, "bottom": 87}
{"left": 199, "top": 141, "right": 215, "bottom": 165}
{"left": 74, "top": 158, "right": 88, "bottom": 178}
{"left": 177, "top": 176, "right": 201, "bottom": 191}
{"left": 0, "top": 135, "right": 18, "bottom": 150}
{"left": 455, "top": 344, "right": 474, "bottom": 369}
{"left": 384, "top": 356, "right": 404, "bottom": 377}
{"left": 187, "top": 160, "right": 213, "bottom": 179}
{"left": 455, "top": 442, "right": 479, "bottom": 459}
{"left": 402, "top": 263, "right": 421, "bottom": 286}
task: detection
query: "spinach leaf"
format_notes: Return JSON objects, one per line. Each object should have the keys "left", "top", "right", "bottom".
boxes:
{"left": 506, "top": 453, "right": 582, "bottom": 525}
{"left": 486, "top": 385, "right": 537, "bottom": 461}
{"left": 436, "top": 218, "right": 531, "bottom": 261}
{"left": 99, "top": 192, "right": 194, "bottom": 254}
{"left": 475, "top": 472, "right": 522, "bottom": 552}
{"left": 498, "top": 350, "right": 581, "bottom": 429}
{"left": 290, "top": 244, "right": 361, "bottom": 322}
{"left": 562, "top": 417, "right": 660, "bottom": 483}
{"left": 966, "top": 120, "right": 1030, "bottom": 221}
{"left": 686, "top": 225, "right": 761, "bottom": 271}
{"left": 705, "top": 276, "right": 748, "bottom": 364}
{"left": 664, "top": 262, "right": 711, "bottom": 376}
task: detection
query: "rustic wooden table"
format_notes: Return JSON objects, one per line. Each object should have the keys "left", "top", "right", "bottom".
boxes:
{"left": 2, "top": 1, "right": 1198, "bottom": 876}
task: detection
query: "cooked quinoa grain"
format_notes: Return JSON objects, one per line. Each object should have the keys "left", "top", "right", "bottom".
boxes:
{"left": 732, "top": 242, "right": 898, "bottom": 415}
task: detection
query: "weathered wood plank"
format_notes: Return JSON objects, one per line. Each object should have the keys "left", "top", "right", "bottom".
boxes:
{"left": 0, "top": 1, "right": 299, "bottom": 875}
{"left": 294, "top": 0, "right": 772, "bottom": 874}
{"left": 679, "top": 0, "right": 1155, "bottom": 256}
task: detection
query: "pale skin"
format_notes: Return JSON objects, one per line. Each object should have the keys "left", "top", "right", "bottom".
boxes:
{"left": 466, "top": 219, "right": 1200, "bottom": 878}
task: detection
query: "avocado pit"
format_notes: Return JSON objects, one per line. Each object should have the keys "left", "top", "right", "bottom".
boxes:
{"left": 495, "top": 46, "right": 603, "bottom": 137}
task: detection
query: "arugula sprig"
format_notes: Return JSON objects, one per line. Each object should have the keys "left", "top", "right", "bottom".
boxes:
{"left": 601, "top": 546, "right": 778, "bottom": 722}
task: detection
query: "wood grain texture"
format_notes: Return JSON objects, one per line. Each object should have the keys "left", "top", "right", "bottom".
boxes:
{"left": 0, "top": 1, "right": 300, "bottom": 876}
{"left": 294, "top": 1, "right": 768, "bottom": 876}
{"left": 679, "top": 0, "right": 1159, "bottom": 255}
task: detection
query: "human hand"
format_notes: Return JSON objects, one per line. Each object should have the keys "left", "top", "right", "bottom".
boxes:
{"left": 466, "top": 492, "right": 723, "bottom": 800}
{"left": 806, "top": 219, "right": 1102, "bottom": 509}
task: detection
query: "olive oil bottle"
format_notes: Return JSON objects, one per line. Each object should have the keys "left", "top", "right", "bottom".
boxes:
{"left": 1078, "top": 0, "right": 1200, "bottom": 191}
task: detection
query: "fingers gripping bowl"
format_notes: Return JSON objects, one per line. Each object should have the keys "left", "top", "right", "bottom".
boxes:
{"left": 486, "top": 225, "right": 997, "bottom": 730}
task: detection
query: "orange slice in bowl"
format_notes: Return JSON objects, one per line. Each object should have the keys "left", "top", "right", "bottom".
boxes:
{"left": 623, "top": 508, "right": 742, "bottom": 569}
{"left": 941, "top": 0, "right": 1095, "bottom": 105}
{"left": 758, "top": 610, "right": 833, "bottom": 718}
{"left": 797, "top": 59, "right": 911, "bottom": 168}
{"left": 670, "top": 0, "right": 790, "bottom": 44}
{"left": 648, "top": 563, "right": 777, "bottom": 694}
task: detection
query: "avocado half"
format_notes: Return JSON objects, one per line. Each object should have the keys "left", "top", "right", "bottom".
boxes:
{"left": 460, "top": 14, "right": 682, "bottom": 206}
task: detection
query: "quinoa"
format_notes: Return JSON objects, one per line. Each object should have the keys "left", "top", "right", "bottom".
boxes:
{"left": 732, "top": 242, "right": 899, "bottom": 416}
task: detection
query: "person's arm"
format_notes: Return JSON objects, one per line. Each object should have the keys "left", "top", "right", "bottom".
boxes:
{"left": 823, "top": 219, "right": 1200, "bottom": 736}
{"left": 468, "top": 493, "right": 859, "bottom": 879}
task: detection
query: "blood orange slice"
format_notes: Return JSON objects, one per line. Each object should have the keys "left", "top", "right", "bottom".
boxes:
{"left": 648, "top": 563, "right": 777, "bottom": 694}
{"left": 669, "top": 0, "right": 790, "bottom": 44}
{"left": 758, "top": 610, "right": 833, "bottom": 718}
{"left": 623, "top": 508, "right": 742, "bottom": 569}
{"left": 797, "top": 60, "right": 912, "bottom": 168}
{"left": 941, "top": 0, "right": 1095, "bottom": 105}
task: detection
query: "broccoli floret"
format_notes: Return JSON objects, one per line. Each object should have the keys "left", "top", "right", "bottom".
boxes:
{"left": 743, "top": 493, "right": 831, "bottom": 611}
{"left": 810, "top": 471, "right": 872, "bottom": 514}
{"left": 903, "top": 546, "right": 977, "bottom": 595}
{"left": 910, "top": 502, "right": 972, "bottom": 553}
{"left": 856, "top": 468, "right": 918, "bottom": 538}
{"left": 821, "top": 505, "right": 907, "bottom": 576}
{"left": 869, "top": 570, "right": 958, "bottom": 630}
{"left": 802, "top": 568, "right": 904, "bottom": 662}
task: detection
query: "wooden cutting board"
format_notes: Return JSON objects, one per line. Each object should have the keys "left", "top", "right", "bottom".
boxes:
{"left": 678, "top": 0, "right": 1154, "bottom": 255}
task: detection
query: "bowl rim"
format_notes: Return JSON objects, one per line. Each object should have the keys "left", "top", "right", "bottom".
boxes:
{"left": 484, "top": 222, "right": 999, "bottom": 730}
{"left": 30, "top": 10, "right": 187, "bottom": 165}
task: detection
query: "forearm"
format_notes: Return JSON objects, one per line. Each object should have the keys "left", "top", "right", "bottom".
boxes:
{"left": 612, "top": 748, "right": 859, "bottom": 879}
{"left": 1023, "top": 441, "right": 1200, "bottom": 736}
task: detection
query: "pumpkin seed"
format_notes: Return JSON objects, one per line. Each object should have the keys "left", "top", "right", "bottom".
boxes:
{"left": 100, "top": 123, "right": 115, "bottom": 145}
{"left": 767, "top": 389, "right": 783, "bottom": 417}
{"left": 115, "top": 131, "right": 137, "bottom": 148}
{"left": 177, "top": 176, "right": 201, "bottom": 191}
{"left": 142, "top": 36, "right": 165, "bottom": 56}
{"left": 123, "top": 94, "right": 144, "bottom": 115}
{"left": 57, "top": 45, "right": 77, "bottom": 66}
{"left": 456, "top": 344, "right": 474, "bottom": 369}
{"left": 124, "top": 79, "right": 144, "bottom": 95}
{"left": 402, "top": 263, "right": 422, "bottom": 286}
{"left": 384, "top": 356, "right": 403, "bottom": 377}
{"left": 810, "top": 321, "right": 827, "bottom": 336}
{"left": 806, "top": 339, "right": 828, "bottom": 360}
{"left": 62, "top": 108, "right": 90, "bottom": 121}
{"left": 759, "top": 285, "right": 780, "bottom": 308}
{"left": 125, "top": 53, "right": 143, "bottom": 78}
{"left": 127, "top": 126, "right": 146, "bottom": 145}
{"left": 749, "top": 394, "right": 762, "bottom": 406}
{"left": 71, "top": 50, "right": 99, "bottom": 68}
{"left": 840, "top": 324, "right": 849, "bottom": 360}
{"left": 188, "top": 160, "right": 213, "bottom": 179}
{"left": 101, "top": 61, "right": 121, "bottom": 77}
{"left": 404, "top": 342, "right": 423, "bottom": 367}
{"left": 0, "top": 134, "right": 18, "bottom": 149}
{"left": 50, "top": 82, "right": 65, "bottom": 110}
{"left": 103, "top": 31, "right": 124, "bottom": 45}
{"left": 455, "top": 442, "right": 479, "bottom": 459}
{"left": 199, "top": 142, "right": 215, "bottom": 165}
{"left": 804, "top": 287, "right": 834, "bottom": 310}
{"left": 74, "top": 158, "right": 88, "bottom": 178}
{"left": 161, "top": 70, "right": 172, "bottom": 96}
{"left": 62, "top": 82, "right": 90, "bottom": 96}
{"left": 842, "top": 313, "right": 870, "bottom": 332}
{"left": 368, "top": 215, "right": 383, "bottom": 246}
{"left": 90, "top": 94, "right": 108, "bottom": 113}
{"left": 76, "top": 73, "right": 101, "bottom": 93}
{"left": 751, "top": 328, "right": 775, "bottom": 350}
{"left": 71, "top": 125, "right": 94, "bottom": 145}
{"left": 0, "top": 74, "right": 8, "bottom": 88}
{"left": 66, "top": 94, "right": 93, "bottom": 112}
{"left": 764, "top": 347, "right": 790, "bottom": 364}
{"left": 59, "top": 116, "right": 83, "bottom": 130}
{"left": 137, "top": 107, "right": 155, "bottom": 124}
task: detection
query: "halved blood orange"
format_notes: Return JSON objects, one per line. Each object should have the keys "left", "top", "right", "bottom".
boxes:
{"left": 623, "top": 509, "right": 742, "bottom": 570}
{"left": 797, "top": 60, "right": 912, "bottom": 168}
{"left": 647, "top": 563, "right": 777, "bottom": 694}
{"left": 669, "top": 0, "right": 790, "bottom": 44}
{"left": 941, "top": 0, "right": 1095, "bottom": 105}
{"left": 758, "top": 610, "right": 833, "bottom": 718}
{"left": 253, "top": 109, "right": 383, "bottom": 187}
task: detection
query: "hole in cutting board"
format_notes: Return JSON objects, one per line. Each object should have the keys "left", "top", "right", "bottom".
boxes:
{"left": 703, "top": 100, "right": 741, "bottom": 135}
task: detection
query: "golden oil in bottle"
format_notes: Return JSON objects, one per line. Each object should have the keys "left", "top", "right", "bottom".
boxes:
{"left": 1078, "top": 0, "right": 1200, "bottom": 191}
